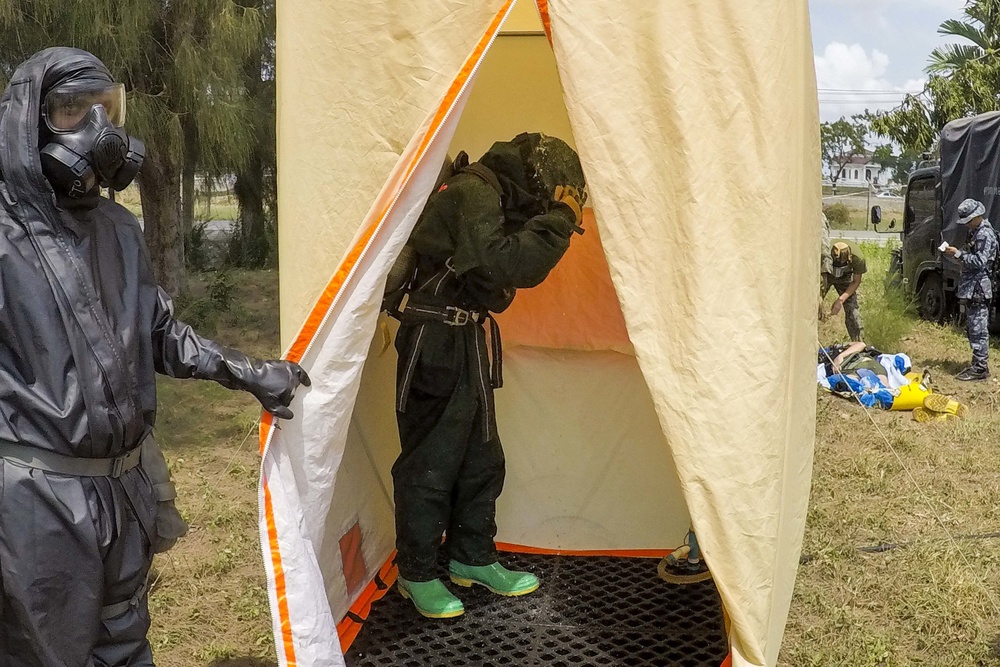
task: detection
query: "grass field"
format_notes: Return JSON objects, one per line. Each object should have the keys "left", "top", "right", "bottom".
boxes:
{"left": 117, "top": 184, "right": 240, "bottom": 222}
{"left": 148, "top": 270, "right": 279, "bottom": 666}
{"left": 154, "top": 249, "right": 1000, "bottom": 665}
{"left": 779, "top": 243, "right": 1000, "bottom": 666}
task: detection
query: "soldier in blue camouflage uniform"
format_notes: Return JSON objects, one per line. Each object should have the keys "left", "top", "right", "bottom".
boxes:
{"left": 945, "top": 198, "right": 999, "bottom": 381}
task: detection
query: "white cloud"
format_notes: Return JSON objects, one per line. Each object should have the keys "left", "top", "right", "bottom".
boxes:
{"left": 814, "top": 42, "right": 925, "bottom": 121}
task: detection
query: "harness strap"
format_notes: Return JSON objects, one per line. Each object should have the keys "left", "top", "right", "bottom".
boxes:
{"left": 397, "top": 293, "right": 485, "bottom": 327}
{"left": 486, "top": 313, "right": 503, "bottom": 389}
{"left": 100, "top": 575, "right": 148, "bottom": 620}
{"left": 0, "top": 441, "right": 142, "bottom": 478}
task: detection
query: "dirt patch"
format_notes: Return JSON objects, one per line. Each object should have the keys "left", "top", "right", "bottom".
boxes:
{"left": 781, "top": 267, "right": 1000, "bottom": 666}
{"left": 148, "top": 270, "right": 279, "bottom": 665}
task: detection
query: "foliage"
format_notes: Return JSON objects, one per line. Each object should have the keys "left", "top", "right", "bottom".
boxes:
{"left": 208, "top": 270, "right": 236, "bottom": 311}
{"left": 823, "top": 203, "right": 851, "bottom": 227}
{"left": 856, "top": 242, "right": 915, "bottom": 351}
{"left": 870, "top": 1, "right": 1000, "bottom": 153}
{"left": 0, "top": 0, "right": 264, "bottom": 294}
{"left": 927, "top": 0, "right": 1000, "bottom": 74}
{"left": 227, "top": 0, "right": 277, "bottom": 269}
{"left": 186, "top": 221, "right": 211, "bottom": 272}
{"left": 821, "top": 116, "right": 869, "bottom": 189}
{"left": 871, "top": 144, "right": 921, "bottom": 184}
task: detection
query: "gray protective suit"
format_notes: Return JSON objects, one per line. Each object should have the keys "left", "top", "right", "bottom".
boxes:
{"left": 0, "top": 48, "right": 307, "bottom": 666}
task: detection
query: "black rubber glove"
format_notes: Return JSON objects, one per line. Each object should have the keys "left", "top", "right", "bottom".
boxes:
{"left": 243, "top": 360, "right": 311, "bottom": 420}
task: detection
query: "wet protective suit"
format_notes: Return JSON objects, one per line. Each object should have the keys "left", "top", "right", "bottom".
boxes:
{"left": 391, "top": 135, "right": 582, "bottom": 581}
{"left": 0, "top": 48, "right": 307, "bottom": 665}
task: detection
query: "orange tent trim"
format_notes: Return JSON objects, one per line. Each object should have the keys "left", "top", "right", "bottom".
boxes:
{"left": 259, "top": 2, "right": 515, "bottom": 662}
{"left": 263, "top": 479, "right": 298, "bottom": 665}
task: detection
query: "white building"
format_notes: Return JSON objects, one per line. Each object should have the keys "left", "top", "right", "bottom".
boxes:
{"left": 827, "top": 153, "right": 893, "bottom": 188}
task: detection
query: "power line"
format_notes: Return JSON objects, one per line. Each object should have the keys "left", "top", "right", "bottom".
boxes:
{"left": 818, "top": 88, "right": 924, "bottom": 93}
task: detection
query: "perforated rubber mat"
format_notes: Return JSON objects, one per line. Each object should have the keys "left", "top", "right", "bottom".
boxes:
{"left": 344, "top": 552, "right": 728, "bottom": 666}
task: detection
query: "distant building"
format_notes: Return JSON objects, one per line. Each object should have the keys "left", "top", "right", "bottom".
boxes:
{"left": 825, "top": 152, "right": 893, "bottom": 188}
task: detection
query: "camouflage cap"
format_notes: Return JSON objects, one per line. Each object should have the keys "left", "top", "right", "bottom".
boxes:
{"left": 957, "top": 198, "right": 986, "bottom": 225}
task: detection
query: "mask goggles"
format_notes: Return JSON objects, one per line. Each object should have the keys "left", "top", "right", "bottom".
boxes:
{"left": 42, "top": 80, "right": 126, "bottom": 134}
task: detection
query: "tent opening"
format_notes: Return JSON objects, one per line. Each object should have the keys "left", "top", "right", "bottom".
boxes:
{"left": 269, "top": 0, "right": 819, "bottom": 664}
{"left": 319, "top": 4, "right": 728, "bottom": 664}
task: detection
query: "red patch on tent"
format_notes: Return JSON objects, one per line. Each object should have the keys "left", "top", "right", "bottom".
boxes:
{"left": 339, "top": 522, "right": 368, "bottom": 595}
{"left": 438, "top": 183, "right": 448, "bottom": 192}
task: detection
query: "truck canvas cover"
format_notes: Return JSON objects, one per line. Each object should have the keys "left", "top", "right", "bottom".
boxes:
{"left": 941, "top": 111, "right": 1000, "bottom": 234}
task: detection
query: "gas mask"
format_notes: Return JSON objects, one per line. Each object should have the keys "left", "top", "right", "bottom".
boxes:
{"left": 39, "top": 79, "right": 145, "bottom": 199}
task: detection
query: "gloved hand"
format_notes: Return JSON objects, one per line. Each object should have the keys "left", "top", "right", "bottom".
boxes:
{"left": 553, "top": 184, "right": 587, "bottom": 232}
{"left": 245, "top": 360, "right": 311, "bottom": 419}
{"left": 154, "top": 498, "right": 189, "bottom": 553}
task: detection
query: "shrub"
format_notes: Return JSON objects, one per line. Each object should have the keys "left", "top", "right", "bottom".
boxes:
{"left": 824, "top": 203, "right": 851, "bottom": 227}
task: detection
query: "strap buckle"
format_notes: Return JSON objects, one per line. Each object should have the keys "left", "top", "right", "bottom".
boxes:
{"left": 110, "top": 454, "right": 126, "bottom": 478}
{"left": 445, "top": 306, "right": 471, "bottom": 326}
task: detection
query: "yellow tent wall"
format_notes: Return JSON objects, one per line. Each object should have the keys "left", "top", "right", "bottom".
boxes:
{"left": 267, "top": 2, "right": 819, "bottom": 666}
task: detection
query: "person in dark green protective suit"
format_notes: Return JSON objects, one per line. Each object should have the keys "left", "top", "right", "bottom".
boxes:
{"left": 389, "top": 133, "right": 587, "bottom": 618}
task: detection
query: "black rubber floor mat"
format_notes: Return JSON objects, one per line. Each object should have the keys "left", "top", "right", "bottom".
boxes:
{"left": 344, "top": 552, "right": 728, "bottom": 667}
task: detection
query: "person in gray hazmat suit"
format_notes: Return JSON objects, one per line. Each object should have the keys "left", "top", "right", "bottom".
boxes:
{"left": 386, "top": 133, "right": 587, "bottom": 618}
{"left": 0, "top": 48, "right": 309, "bottom": 664}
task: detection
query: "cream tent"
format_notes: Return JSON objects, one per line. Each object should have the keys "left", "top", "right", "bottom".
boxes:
{"left": 262, "top": 1, "right": 819, "bottom": 666}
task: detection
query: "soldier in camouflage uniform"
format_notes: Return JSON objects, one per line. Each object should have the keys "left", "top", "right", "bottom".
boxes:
{"left": 945, "top": 198, "right": 999, "bottom": 381}
{"left": 821, "top": 240, "right": 866, "bottom": 341}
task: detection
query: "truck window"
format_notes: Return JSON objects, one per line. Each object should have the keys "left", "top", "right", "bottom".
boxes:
{"left": 906, "top": 176, "right": 936, "bottom": 234}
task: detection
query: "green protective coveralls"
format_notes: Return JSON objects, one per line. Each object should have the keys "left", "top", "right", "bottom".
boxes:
{"left": 392, "top": 136, "right": 580, "bottom": 582}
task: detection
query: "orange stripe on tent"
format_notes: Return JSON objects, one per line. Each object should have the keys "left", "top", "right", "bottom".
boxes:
{"left": 281, "top": 0, "right": 514, "bottom": 370}
{"left": 721, "top": 653, "right": 732, "bottom": 667}
{"left": 337, "top": 553, "right": 399, "bottom": 652}
{"left": 263, "top": 479, "right": 297, "bottom": 666}
{"left": 535, "top": 0, "right": 552, "bottom": 44}
{"left": 259, "top": 1, "right": 515, "bottom": 659}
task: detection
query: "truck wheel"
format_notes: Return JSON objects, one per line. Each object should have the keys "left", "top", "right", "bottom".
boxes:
{"left": 918, "top": 274, "right": 946, "bottom": 322}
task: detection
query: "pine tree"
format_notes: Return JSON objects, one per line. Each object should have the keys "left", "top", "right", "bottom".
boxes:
{"left": 0, "top": 0, "right": 262, "bottom": 295}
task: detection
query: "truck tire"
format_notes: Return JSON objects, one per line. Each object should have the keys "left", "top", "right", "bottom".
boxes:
{"left": 918, "top": 273, "right": 946, "bottom": 322}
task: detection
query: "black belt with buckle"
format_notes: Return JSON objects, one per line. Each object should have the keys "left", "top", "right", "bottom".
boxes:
{"left": 397, "top": 292, "right": 484, "bottom": 327}
{"left": 0, "top": 441, "right": 143, "bottom": 478}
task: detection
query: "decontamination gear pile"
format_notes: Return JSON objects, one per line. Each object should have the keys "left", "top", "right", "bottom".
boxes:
{"left": 955, "top": 216, "right": 998, "bottom": 376}
{"left": 821, "top": 241, "right": 866, "bottom": 341}
{"left": 0, "top": 47, "right": 307, "bottom": 665}
{"left": 390, "top": 133, "right": 583, "bottom": 584}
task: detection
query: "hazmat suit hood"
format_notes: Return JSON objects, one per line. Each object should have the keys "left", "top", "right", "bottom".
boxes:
{"left": 478, "top": 132, "right": 586, "bottom": 230}
{"left": 0, "top": 47, "right": 114, "bottom": 212}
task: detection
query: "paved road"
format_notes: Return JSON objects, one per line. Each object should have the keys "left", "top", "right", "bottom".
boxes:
{"left": 137, "top": 218, "right": 235, "bottom": 239}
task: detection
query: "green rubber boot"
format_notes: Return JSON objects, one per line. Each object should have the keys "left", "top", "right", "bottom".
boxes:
{"left": 397, "top": 577, "right": 465, "bottom": 619}
{"left": 449, "top": 561, "right": 540, "bottom": 597}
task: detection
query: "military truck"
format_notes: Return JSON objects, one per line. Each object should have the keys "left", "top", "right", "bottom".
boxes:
{"left": 873, "top": 111, "right": 1000, "bottom": 329}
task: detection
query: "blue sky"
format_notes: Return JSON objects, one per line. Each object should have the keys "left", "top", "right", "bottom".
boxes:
{"left": 810, "top": 0, "right": 969, "bottom": 120}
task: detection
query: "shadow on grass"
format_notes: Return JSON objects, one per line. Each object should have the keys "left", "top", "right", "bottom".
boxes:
{"left": 210, "top": 660, "right": 276, "bottom": 667}
{"left": 919, "top": 358, "right": 967, "bottom": 375}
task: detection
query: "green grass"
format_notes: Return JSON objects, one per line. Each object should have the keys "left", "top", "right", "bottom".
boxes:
{"left": 823, "top": 185, "right": 871, "bottom": 196}
{"left": 115, "top": 183, "right": 239, "bottom": 221}
{"left": 856, "top": 242, "right": 914, "bottom": 351}
{"left": 827, "top": 204, "right": 905, "bottom": 231}
{"left": 147, "top": 264, "right": 1000, "bottom": 666}
{"left": 782, "top": 249, "right": 1000, "bottom": 666}
{"left": 148, "top": 270, "right": 279, "bottom": 667}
